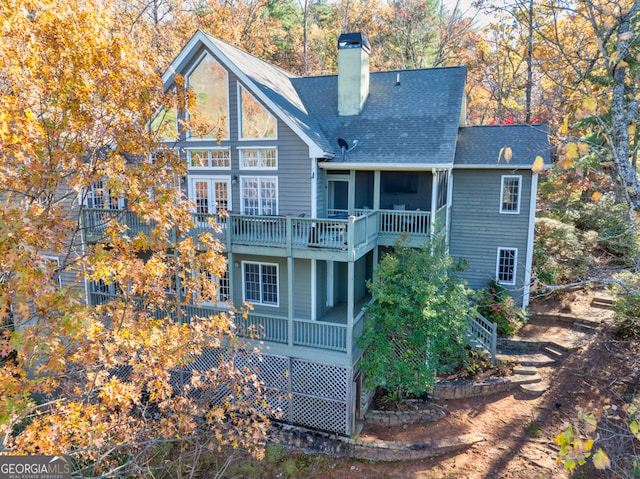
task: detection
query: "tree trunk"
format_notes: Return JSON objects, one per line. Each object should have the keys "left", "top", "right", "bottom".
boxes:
{"left": 609, "top": 3, "right": 640, "bottom": 214}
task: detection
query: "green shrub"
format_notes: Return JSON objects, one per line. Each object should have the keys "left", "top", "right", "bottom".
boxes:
{"left": 475, "top": 280, "right": 528, "bottom": 335}
{"left": 533, "top": 217, "right": 595, "bottom": 286}
{"left": 359, "top": 240, "right": 473, "bottom": 401}
{"left": 610, "top": 271, "right": 640, "bottom": 338}
{"left": 572, "top": 194, "right": 640, "bottom": 261}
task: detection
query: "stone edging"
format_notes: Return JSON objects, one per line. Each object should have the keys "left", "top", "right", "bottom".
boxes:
{"left": 268, "top": 423, "right": 485, "bottom": 461}
{"left": 431, "top": 377, "right": 513, "bottom": 400}
{"left": 364, "top": 403, "right": 447, "bottom": 426}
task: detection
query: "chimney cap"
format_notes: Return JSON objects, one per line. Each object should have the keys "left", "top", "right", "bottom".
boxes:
{"left": 338, "top": 33, "right": 371, "bottom": 54}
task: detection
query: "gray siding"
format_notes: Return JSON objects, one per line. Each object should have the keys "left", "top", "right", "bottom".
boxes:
{"left": 316, "top": 260, "right": 327, "bottom": 319}
{"left": 294, "top": 259, "right": 312, "bottom": 318}
{"left": 449, "top": 169, "right": 533, "bottom": 306}
{"left": 180, "top": 46, "right": 314, "bottom": 217}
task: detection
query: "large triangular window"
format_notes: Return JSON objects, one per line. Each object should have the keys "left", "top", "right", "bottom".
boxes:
{"left": 187, "top": 53, "right": 229, "bottom": 139}
{"left": 239, "top": 86, "right": 276, "bottom": 139}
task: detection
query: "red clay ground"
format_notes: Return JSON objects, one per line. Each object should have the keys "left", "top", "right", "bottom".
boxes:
{"left": 314, "top": 289, "right": 637, "bottom": 478}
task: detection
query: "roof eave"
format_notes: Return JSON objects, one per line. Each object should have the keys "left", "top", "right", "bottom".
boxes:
{"left": 319, "top": 161, "right": 453, "bottom": 171}
{"left": 453, "top": 163, "right": 552, "bottom": 170}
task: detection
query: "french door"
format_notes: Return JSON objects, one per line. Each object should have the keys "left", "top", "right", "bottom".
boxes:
{"left": 189, "top": 177, "right": 231, "bottom": 226}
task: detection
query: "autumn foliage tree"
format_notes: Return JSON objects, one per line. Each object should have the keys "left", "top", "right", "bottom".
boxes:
{"left": 0, "top": 0, "right": 267, "bottom": 475}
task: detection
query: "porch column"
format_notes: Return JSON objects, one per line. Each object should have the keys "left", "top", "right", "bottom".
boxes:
{"left": 348, "top": 170, "right": 356, "bottom": 214}
{"left": 288, "top": 256, "right": 294, "bottom": 347}
{"left": 327, "top": 260, "right": 334, "bottom": 308}
{"left": 346, "top": 260, "right": 355, "bottom": 357}
{"left": 311, "top": 258, "right": 317, "bottom": 320}
{"left": 228, "top": 252, "right": 235, "bottom": 306}
{"left": 373, "top": 171, "right": 381, "bottom": 210}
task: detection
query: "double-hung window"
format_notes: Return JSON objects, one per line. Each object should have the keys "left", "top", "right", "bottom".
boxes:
{"left": 198, "top": 267, "right": 230, "bottom": 305}
{"left": 240, "top": 176, "right": 277, "bottom": 216}
{"left": 500, "top": 175, "right": 521, "bottom": 213}
{"left": 496, "top": 247, "right": 517, "bottom": 285}
{"left": 239, "top": 148, "right": 277, "bottom": 169}
{"left": 187, "top": 148, "right": 230, "bottom": 169}
{"left": 43, "top": 256, "right": 61, "bottom": 287}
{"left": 86, "top": 179, "right": 125, "bottom": 210}
{"left": 243, "top": 262, "right": 278, "bottom": 306}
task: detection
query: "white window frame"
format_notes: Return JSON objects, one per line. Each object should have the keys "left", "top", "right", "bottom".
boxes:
{"left": 240, "top": 176, "right": 278, "bottom": 216}
{"left": 187, "top": 148, "right": 231, "bottom": 170}
{"left": 237, "top": 85, "right": 278, "bottom": 141}
{"left": 242, "top": 261, "right": 279, "bottom": 307}
{"left": 86, "top": 179, "right": 125, "bottom": 210}
{"left": 496, "top": 247, "right": 518, "bottom": 285}
{"left": 239, "top": 148, "right": 278, "bottom": 170}
{"left": 500, "top": 175, "right": 522, "bottom": 214}
{"left": 185, "top": 51, "right": 230, "bottom": 141}
{"left": 197, "top": 265, "right": 230, "bottom": 307}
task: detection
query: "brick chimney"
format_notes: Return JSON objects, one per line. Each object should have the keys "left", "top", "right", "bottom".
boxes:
{"left": 337, "top": 33, "right": 370, "bottom": 116}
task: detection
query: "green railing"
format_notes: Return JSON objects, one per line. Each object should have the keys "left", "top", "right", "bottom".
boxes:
{"left": 82, "top": 207, "right": 444, "bottom": 251}
{"left": 89, "top": 292, "right": 354, "bottom": 353}
{"left": 379, "top": 209, "right": 431, "bottom": 236}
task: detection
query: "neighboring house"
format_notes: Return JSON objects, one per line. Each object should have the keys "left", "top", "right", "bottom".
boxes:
{"left": 81, "top": 31, "right": 551, "bottom": 435}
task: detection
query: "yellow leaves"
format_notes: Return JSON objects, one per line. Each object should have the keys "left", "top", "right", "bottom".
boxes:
{"left": 591, "top": 191, "right": 602, "bottom": 201}
{"left": 531, "top": 156, "right": 545, "bottom": 173}
{"left": 592, "top": 448, "right": 611, "bottom": 470}
{"left": 498, "top": 146, "right": 512, "bottom": 164}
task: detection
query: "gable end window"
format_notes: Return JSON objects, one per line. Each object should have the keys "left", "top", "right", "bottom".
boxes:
{"left": 496, "top": 247, "right": 517, "bottom": 285}
{"left": 186, "top": 53, "right": 229, "bottom": 140}
{"left": 239, "top": 86, "right": 277, "bottom": 139}
{"left": 500, "top": 175, "right": 521, "bottom": 214}
{"left": 239, "top": 148, "right": 277, "bottom": 170}
{"left": 243, "top": 262, "right": 278, "bottom": 306}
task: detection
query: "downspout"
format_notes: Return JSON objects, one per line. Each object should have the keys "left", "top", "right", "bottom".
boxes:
{"left": 445, "top": 168, "right": 454, "bottom": 251}
{"left": 523, "top": 172, "right": 538, "bottom": 308}
{"left": 430, "top": 168, "right": 438, "bottom": 242}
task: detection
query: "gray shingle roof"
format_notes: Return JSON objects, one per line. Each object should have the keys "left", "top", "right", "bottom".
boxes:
{"left": 454, "top": 125, "right": 551, "bottom": 168}
{"left": 167, "top": 32, "right": 549, "bottom": 169}
{"left": 203, "top": 32, "right": 467, "bottom": 165}
{"left": 294, "top": 67, "right": 467, "bottom": 166}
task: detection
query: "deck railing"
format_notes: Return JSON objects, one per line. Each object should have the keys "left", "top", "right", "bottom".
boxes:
{"left": 88, "top": 292, "right": 355, "bottom": 354}
{"left": 83, "top": 207, "right": 444, "bottom": 251}
{"left": 467, "top": 312, "right": 497, "bottom": 365}
{"left": 379, "top": 210, "right": 431, "bottom": 236}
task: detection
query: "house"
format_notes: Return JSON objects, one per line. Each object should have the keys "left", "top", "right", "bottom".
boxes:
{"left": 82, "top": 31, "right": 551, "bottom": 435}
